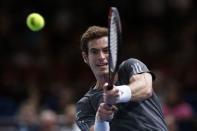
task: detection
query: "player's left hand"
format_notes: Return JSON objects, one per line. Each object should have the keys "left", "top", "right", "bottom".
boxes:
{"left": 103, "top": 83, "right": 120, "bottom": 105}
{"left": 96, "top": 103, "right": 117, "bottom": 121}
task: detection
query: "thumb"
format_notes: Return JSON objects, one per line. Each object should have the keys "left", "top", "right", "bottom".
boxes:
{"left": 103, "top": 83, "right": 109, "bottom": 92}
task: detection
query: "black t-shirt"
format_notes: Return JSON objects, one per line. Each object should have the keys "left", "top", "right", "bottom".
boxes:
{"left": 76, "top": 58, "right": 168, "bottom": 131}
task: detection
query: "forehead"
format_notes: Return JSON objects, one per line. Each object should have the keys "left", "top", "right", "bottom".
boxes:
{"left": 88, "top": 36, "right": 108, "bottom": 50}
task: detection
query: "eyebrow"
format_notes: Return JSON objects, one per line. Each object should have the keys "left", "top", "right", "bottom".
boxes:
{"left": 89, "top": 47, "right": 108, "bottom": 51}
{"left": 103, "top": 47, "right": 108, "bottom": 50}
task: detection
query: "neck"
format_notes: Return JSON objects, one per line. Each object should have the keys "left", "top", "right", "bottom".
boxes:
{"left": 94, "top": 74, "right": 108, "bottom": 90}
{"left": 94, "top": 80, "right": 106, "bottom": 90}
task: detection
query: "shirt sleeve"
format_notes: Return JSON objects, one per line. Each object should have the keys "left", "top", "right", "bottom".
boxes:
{"left": 118, "top": 58, "right": 154, "bottom": 84}
{"left": 76, "top": 97, "right": 95, "bottom": 131}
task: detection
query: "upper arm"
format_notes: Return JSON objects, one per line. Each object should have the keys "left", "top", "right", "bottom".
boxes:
{"left": 76, "top": 98, "right": 95, "bottom": 131}
{"left": 118, "top": 58, "right": 155, "bottom": 84}
{"left": 118, "top": 58, "right": 154, "bottom": 101}
{"left": 129, "top": 72, "right": 153, "bottom": 91}
{"left": 128, "top": 72, "right": 153, "bottom": 101}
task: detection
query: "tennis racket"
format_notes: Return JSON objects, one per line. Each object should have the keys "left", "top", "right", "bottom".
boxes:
{"left": 108, "top": 7, "right": 122, "bottom": 90}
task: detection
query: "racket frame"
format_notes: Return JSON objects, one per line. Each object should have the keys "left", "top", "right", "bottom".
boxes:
{"left": 108, "top": 7, "right": 122, "bottom": 90}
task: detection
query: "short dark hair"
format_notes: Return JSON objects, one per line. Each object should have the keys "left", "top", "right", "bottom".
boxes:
{"left": 80, "top": 26, "right": 108, "bottom": 54}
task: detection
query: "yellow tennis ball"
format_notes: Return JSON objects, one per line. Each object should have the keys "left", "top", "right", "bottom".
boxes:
{"left": 26, "top": 13, "right": 45, "bottom": 31}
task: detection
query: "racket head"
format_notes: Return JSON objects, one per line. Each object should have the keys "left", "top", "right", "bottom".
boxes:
{"left": 108, "top": 7, "right": 122, "bottom": 89}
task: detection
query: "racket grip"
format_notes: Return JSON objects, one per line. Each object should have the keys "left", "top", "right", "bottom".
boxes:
{"left": 106, "top": 86, "right": 113, "bottom": 107}
{"left": 107, "top": 85, "right": 113, "bottom": 90}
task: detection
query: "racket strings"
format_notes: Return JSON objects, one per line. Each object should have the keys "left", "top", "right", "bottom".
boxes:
{"left": 109, "top": 16, "right": 118, "bottom": 72}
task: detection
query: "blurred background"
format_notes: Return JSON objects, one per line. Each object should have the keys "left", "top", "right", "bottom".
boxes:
{"left": 0, "top": 0, "right": 197, "bottom": 131}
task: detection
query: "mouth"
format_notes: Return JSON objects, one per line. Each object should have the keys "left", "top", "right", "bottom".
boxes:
{"left": 96, "top": 63, "right": 108, "bottom": 67}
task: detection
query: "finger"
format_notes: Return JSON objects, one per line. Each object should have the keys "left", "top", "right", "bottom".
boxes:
{"left": 114, "top": 88, "right": 120, "bottom": 97}
{"left": 103, "top": 82, "right": 109, "bottom": 92}
{"left": 104, "top": 86, "right": 118, "bottom": 95}
{"left": 111, "top": 105, "right": 118, "bottom": 112}
{"left": 103, "top": 103, "right": 118, "bottom": 112}
{"left": 105, "top": 88, "right": 119, "bottom": 99}
{"left": 100, "top": 103, "right": 115, "bottom": 113}
{"left": 101, "top": 103, "right": 112, "bottom": 110}
{"left": 103, "top": 103, "right": 113, "bottom": 110}
{"left": 103, "top": 104, "right": 117, "bottom": 113}
{"left": 97, "top": 103, "right": 116, "bottom": 121}
{"left": 98, "top": 106, "right": 114, "bottom": 116}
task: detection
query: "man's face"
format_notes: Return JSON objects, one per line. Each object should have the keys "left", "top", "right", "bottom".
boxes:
{"left": 83, "top": 36, "right": 109, "bottom": 79}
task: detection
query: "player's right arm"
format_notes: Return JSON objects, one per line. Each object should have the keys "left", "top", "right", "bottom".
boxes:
{"left": 76, "top": 97, "right": 95, "bottom": 131}
{"left": 89, "top": 126, "right": 94, "bottom": 131}
{"left": 94, "top": 103, "right": 117, "bottom": 131}
{"left": 76, "top": 98, "right": 116, "bottom": 131}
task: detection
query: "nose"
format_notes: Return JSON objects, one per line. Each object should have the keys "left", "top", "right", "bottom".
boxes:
{"left": 98, "top": 51, "right": 106, "bottom": 59}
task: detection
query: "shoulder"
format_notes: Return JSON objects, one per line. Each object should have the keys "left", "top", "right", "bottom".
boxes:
{"left": 120, "top": 58, "right": 146, "bottom": 67}
{"left": 76, "top": 92, "right": 93, "bottom": 120}
{"left": 119, "top": 58, "right": 149, "bottom": 73}
{"left": 76, "top": 85, "right": 96, "bottom": 104}
{"left": 117, "top": 58, "right": 155, "bottom": 83}
{"left": 76, "top": 88, "right": 101, "bottom": 109}
{"left": 75, "top": 90, "right": 98, "bottom": 131}
{"left": 76, "top": 90, "right": 92, "bottom": 106}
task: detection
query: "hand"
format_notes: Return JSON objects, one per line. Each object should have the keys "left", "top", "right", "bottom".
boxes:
{"left": 103, "top": 83, "right": 120, "bottom": 105}
{"left": 96, "top": 103, "right": 117, "bottom": 122}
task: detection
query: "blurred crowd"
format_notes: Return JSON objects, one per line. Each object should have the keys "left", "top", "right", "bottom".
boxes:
{"left": 0, "top": 0, "right": 197, "bottom": 131}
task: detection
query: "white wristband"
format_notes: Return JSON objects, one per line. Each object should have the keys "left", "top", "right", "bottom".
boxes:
{"left": 116, "top": 85, "right": 132, "bottom": 103}
{"left": 94, "top": 120, "right": 110, "bottom": 131}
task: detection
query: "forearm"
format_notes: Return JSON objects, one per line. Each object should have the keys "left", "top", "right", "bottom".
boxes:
{"left": 94, "top": 120, "right": 110, "bottom": 131}
{"left": 103, "top": 73, "right": 153, "bottom": 104}
{"left": 87, "top": 121, "right": 110, "bottom": 131}
{"left": 93, "top": 103, "right": 116, "bottom": 131}
{"left": 89, "top": 126, "right": 94, "bottom": 131}
{"left": 128, "top": 73, "right": 153, "bottom": 102}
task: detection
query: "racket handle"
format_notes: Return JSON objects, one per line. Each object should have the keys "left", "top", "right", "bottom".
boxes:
{"left": 107, "top": 84, "right": 113, "bottom": 90}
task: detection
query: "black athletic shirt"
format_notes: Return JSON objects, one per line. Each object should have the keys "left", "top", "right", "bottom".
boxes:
{"left": 76, "top": 58, "right": 168, "bottom": 131}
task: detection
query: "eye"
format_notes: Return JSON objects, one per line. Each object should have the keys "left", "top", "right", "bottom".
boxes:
{"left": 103, "top": 48, "right": 109, "bottom": 54}
{"left": 90, "top": 49, "right": 99, "bottom": 55}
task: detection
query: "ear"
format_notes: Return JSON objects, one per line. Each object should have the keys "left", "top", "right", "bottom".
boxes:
{"left": 82, "top": 52, "right": 88, "bottom": 64}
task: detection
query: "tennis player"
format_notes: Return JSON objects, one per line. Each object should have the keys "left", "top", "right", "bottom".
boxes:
{"left": 76, "top": 26, "right": 168, "bottom": 131}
